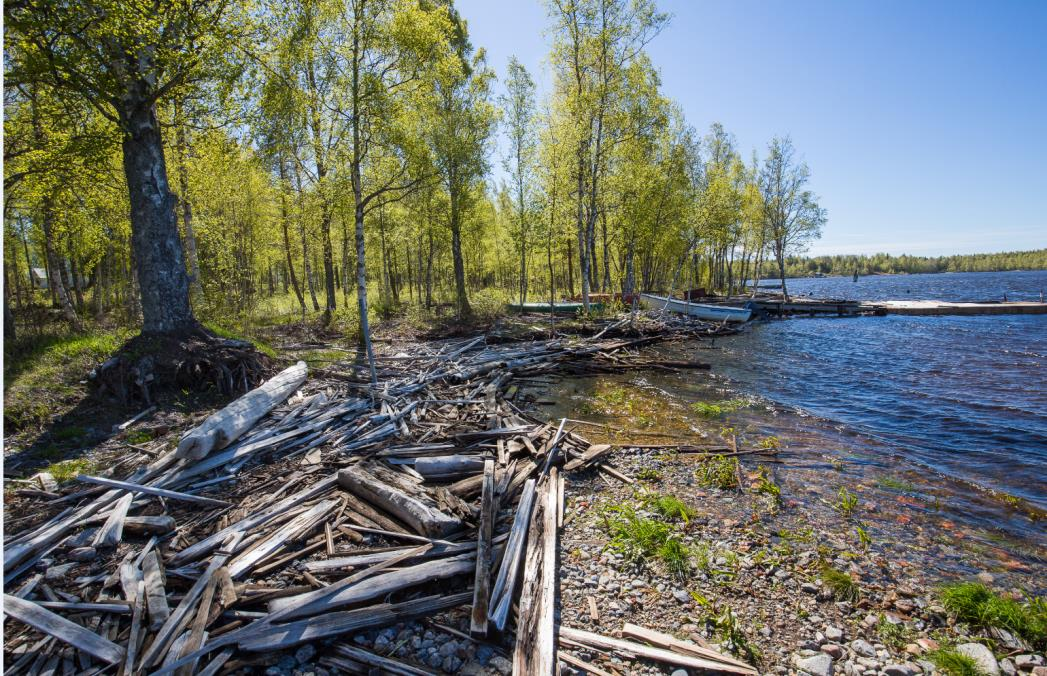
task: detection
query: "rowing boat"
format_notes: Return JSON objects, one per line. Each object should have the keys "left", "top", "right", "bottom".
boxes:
{"left": 640, "top": 293, "right": 752, "bottom": 323}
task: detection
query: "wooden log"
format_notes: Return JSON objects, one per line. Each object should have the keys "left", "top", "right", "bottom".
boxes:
{"left": 413, "top": 455, "right": 485, "bottom": 480}
{"left": 2, "top": 594, "right": 125, "bottom": 665}
{"left": 536, "top": 472, "right": 558, "bottom": 674}
{"left": 330, "top": 643, "right": 436, "bottom": 675}
{"left": 35, "top": 601, "right": 131, "bottom": 614}
{"left": 557, "top": 626, "right": 756, "bottom": 675}
{"left": 621, "top": 622, "right": 755, "bottom": 671}
{"left": 176, "top": 361, "right": 308, "bottom": 461}
{"left": 304, "top": 540, "right": 478, "bottom": 573}
{"left": 228, "top": 499, "right": 338, "bottom": 579}
{"left": 76, "top": 475, "right": 230, "bottom": 508}
{"left": 563, "top": 444, "right": 613, "bottom": 472}
{"left": 239, "top": 593, "right": 471, "bottom": 652}
{"left": 469, "top": 459, "right": 496, "bottom": 638}
{"left": 142, "top": 550, "right": 170, "bottom": 631}
{"left": 93, "top": 492, "right": 133, "bottom": 548}
{"left": 124, "top": 580, "right": 146, "bottom": 675}
{"left": 124, "top": 515, "right": 177, "bottom": 535}
{"left": 488, "top": 478, "right": 536, "bottom": 631}
{"left": 512, "top": 490, "right": 545, "bottom": 674}
{"left": 337, "top": 467, "right": 461, "bottom": 538}
{"left": 557, "top": 650, "right": 615, "bottom": 676}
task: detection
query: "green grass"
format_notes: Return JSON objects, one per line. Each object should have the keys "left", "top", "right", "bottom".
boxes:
{"left": 44, "top": 458, "right": 94, "bottom": 484}
{"left": 203, "top": 322, "right": 278, "bottom": 358}
{"left": 820, "top": 566, "right": 861, "bottom": 603}
{"left": 635, "top": 468, "right": 663, "bottom": 482}
{"left": 835, "top": 486, "right": 859, "bottom": 517}
{"left": 600, "top": 504, "right": 693, "bottom": 576}
{"left": 644, "top": 493, "right": 695, "bottom": 522}
{"left": 753, "top": 465, "right": 781, "bottom": 504}
{"left": 940, "top": 582, "right": 1047, "bottom": 649}
{"left": 690, "top": 398, "right": 749, "bottom": 419}
{"left": 926, "top": 649, "right": 987, "bottom": 676}
{"left": 695, "top": 454, "right": 740, "bottom": 490}
{"left": 877, "top": 475, "right": 917, "bottom": 492}
{"left": 4, "top": 331, "right": 129, "bottom": 430}
{"left": 876, "top": 614, "right": 915, "bottom": 649}
{"left": 657, "top": 538, "right": 691, "bottom": 578}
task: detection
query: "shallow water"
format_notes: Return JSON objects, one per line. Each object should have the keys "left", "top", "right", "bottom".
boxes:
{"left": 540, "top": 270, "right": 1047, "bottom": 576}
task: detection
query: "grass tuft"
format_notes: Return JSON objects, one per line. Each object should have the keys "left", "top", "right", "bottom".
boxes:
{"left": 940, "top": 582, "right": 1047, "bottom": 649}
{"left": 690, "top": 398, "right": 749, "bottom": 419}
{"left": 695, "top": 454, "right": 740, "bottom": 490}
{"left": 820, "top": 566, "right": 861, "bottom": 602}
{"left": 926, "top": 649, "right": 987, "bottom": 676}
{"left": 644, "top": 493, "right": 695, "bottom": 522}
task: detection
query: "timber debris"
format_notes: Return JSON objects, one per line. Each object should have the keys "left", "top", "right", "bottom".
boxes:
{"left": 3, "top": 317, "right": 752, "bottom": 674}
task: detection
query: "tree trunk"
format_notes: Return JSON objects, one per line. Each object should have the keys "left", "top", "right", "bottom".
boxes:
{"left": 118, "top": 99, "right": 196, "bottom": 334}
{"left": 175, "top": 102, "right": 203, "bottom": 299}
{"left": 40, "top": 200, "right": 82, "bottom": 331}
{"left": 425, "top": 230, "right": 434, "bottom": 309}
{"left": 449, "top": 185, "right": 471, "bottom": 319}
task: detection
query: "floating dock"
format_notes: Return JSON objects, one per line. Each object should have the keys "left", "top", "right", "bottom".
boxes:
{"left": 867, "top": 300, "right": 1047, "bottom": 316}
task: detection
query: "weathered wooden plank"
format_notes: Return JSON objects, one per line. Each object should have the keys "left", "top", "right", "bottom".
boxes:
{"left": 563, "top": 444, "right": 613, "bottom": 471}
{"left": 93, "top": 493, "right": 133, "bottom": 549}
{"left": 330, "top": 643, "right": 436, "bottom": 675}
{"left": 469, "top": 459, "right": 496, "bottom": 638}
{"left": 2, "top": 594, "right": 125, "bottom": 665}
{"left": 536, "top": 472, "right": 559, "bottom": 675}
{"left": 621, "top": 622, "right": 755, "bottom": 671}
{"left": 227, "top": 499, "right": 338, "bottom": 579}
{"left": 176, "top": 361, "right": 308, "bottom": 461}
{"left": 35, "top": 602, "right": 131, "bottom": 614}
{"left": 337, "top": 467, "right": 461, "bottom": 538}
{"left": 76, "top": 475, "right": 229, "bottom": 508}
{"left": 558, "top": 626, "right": 756, "bottom": 675}
{"left": 142, "top": 549, "right": 170, "bottom": 631}
{"left": 488, "top": 478, "right": 536, "bottom": 631}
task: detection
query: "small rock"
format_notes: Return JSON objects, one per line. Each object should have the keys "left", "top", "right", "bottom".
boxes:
{"left": 822, "top": 644, "right": 845, "bottom": 659}
{"left": 825, "top": 626, "right": 844, "bottom": 642}
{"left": 904, "top": 643, "right": 923, "bottom": 656}
{"left": 295, "top": 644, "right": 316, "bottom": 664}
{"left": 850, "top": 639, "right": 877, "bottom": 658}
{"left": 1030, "top": 667, "right": 1047, "bottom": 676}
{"left": 1016, "top": 655, "right": 1046, "bottom": 671}
{"left": 794, "top": 652, "right": 834, "bottom": 676}
{"left": 883, "top": 663, "right": 920, "bottom": 676}
{"left": 760, "top": 626, "right": 773, "bottom": 638}
{"left": 671, "top": 670, "right": 689, "bottom": 676}
{"left": 976, "top": 572, "right": 995, "bottom": 584}
{"left": 673, "top": 589, "right": 690, "bottom": 603}
{"left": 439, "top": 641, "right": 459, "bottom": 658}
{"left": 489, "top": 656, "right": 512, "bottom": 675}
{"left": 802, "top": 582, "right": 820, "bottom": 594}
{"left": 1002, "top": 659, "right": 1018, "bottom": 676}
{"left": 916, "top": 638, "right": 939, "bottom": 652}
{"left": 956, "top": 643, "right": 1001, "bottom": 676}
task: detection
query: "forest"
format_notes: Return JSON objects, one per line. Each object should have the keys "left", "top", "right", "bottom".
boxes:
{"left": 778, "top": 249, "right": 1047, "bottom": 278}
{"left": 3, "top": 0, "right": 827, "bottom": 372}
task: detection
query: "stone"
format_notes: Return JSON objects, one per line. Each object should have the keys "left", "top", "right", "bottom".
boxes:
{"left": 802, "top": 582, "right": 820, "bottom": 594}
{"left": 916, "top": 638, "right": 939, "bottom": 652}
{"left": 976, "top": 572, "right": 995, "bottom": 584}
{"left": 794, "top": 652, "right": 834, "bottom": 676}
{"left": 673, "top": 589, "right": 690, "bottom": 603}
{"left": 956, "top": 642, "right": 1001, "bottom": 676}
{"left": 294, "top": 644, "right": 316, "bottom": 664}
{"left": 883, "top": 663, "right": 920, "bottom": 676}
{"left": 825, "top": 626, "right": 844, "bottom": 642}
{"left": 439, "top": 641, "right": 459, "bottom": 658}
{"left": 850, "top": 639, "right": 876, "bottom": 658}
{"left": 1030, "top": 667, "right": 1047, "bottom": 676}
{"left": 489, "top": 656, "right": 512, "bottom": 675}
{"left": 1002, "top": 659, "right": 1018, "bottom": 676}
{"left": 1016, "top": 655, "right": 1046, "bottom": 671}
{"left": 671, "top": 670, "right": 689, "bottom": 676}
{"left": 822, "top": 644, "right": 845, "bottom": 659}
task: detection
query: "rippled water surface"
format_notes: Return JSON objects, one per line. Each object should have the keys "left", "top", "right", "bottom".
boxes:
{"left": 707, "top": 271, "right": 1047, "bottom": 510}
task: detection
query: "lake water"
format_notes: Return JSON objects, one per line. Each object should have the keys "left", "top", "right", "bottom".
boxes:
{"left": 703, "top": 271, "right": 1047, "bottom": 518}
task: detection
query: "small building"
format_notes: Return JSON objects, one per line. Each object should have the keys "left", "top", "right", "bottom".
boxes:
{"left": 31, "top": 267, "right": 48, "bottom": 289}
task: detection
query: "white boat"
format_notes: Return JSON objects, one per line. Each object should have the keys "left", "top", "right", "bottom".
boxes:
{"left": 640, "top": 293, "right": 752, "bottom": 323}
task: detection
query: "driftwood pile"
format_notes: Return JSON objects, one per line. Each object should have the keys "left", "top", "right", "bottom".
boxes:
{"left": 3, "top": 323, "right": 754, "bottom": 675}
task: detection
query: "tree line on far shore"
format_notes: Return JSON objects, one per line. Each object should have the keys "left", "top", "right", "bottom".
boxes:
{"left": 776, "top": 249, "right": 1047, "bottom": 278}
{"left": 3, "top": 0, "right": 827, "bottom": 374}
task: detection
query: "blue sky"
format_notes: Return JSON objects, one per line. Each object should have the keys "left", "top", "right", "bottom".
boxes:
{"left": 456, "top": 0, "right": 1047, "bottom": 257}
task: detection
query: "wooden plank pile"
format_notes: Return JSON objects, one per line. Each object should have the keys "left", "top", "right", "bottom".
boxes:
{"left": 3, "top": 326, "right": 754, "bottom": 674}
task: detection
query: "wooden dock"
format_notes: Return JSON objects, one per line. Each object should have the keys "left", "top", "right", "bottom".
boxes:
{"left": 868, "top": 300, "right": 1047, "bottom": 316}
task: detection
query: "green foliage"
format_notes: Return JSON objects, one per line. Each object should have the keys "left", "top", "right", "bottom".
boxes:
{"left": 835, "top": 486, "right": 859, "bottom": 517}
{"left": 855, "top": 524, "right": 873, "bottom": 552}
{"left": 635, "top": 468, "right": 662, "bottom": 482}
{"left": 44, "top": 458, "right": 93, "bottom": 484}
{"left": 695, "top": 454, "right": 740, "bottom": 490}
{"left": 599, "top": 503, "right": 692, "bottom": 576}
{"left": 690, "top": 592, "right": 761, "bottom": 663}
{"left": 940, "top": 583, "right": 1047, "bottom": 648}
{"left": 776, "top": 248, "right": 1047, "bottom": 278}
{"left": 657, "top": 538, "right": 691, "bottom": 578}
{"left": 876, "top": 614, "right": 915, "bottom": 650}
{"left": 690, "top": 398, "right": 748, "bottom": 419}
{"left": 753, "top": 465, "right": 781, "bottom": 504}
{"left": 820, "top": 566, "right": 861, "bottom": 602}
{"left": 926, "top": 649, "right": 988, "bottom": 676}
{"left": 644, "top": 493, "right": 695, "bottom": 522}
{"left": 877, "top": 475, "right": 916, "bottom": 492}
{"left": 756, "top": 435, "right": 781, "bottom": 450}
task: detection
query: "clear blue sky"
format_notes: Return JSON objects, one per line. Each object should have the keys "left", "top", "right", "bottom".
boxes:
{"left": 456, "top": 0, "right": 1047, "bottom": 257}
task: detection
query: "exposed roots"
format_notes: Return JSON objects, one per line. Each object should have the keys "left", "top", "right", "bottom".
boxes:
{"left": 90, "top": 326, "right": 274, "bottom": 406}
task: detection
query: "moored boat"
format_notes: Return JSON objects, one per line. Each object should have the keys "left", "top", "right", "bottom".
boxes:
{"left": 640, "top": 293, "right": 752, "bottom": 323}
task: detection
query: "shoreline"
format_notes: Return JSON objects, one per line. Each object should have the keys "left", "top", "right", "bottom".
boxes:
{"left": 3, "top": 317, "right": 1044, "bottom": 675}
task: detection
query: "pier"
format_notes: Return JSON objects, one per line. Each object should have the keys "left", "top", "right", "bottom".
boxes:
{"left": 868, "top": 300, "right": 1047, "bottom": 316}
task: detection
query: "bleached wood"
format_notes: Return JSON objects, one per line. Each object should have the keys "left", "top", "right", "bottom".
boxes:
{"left": 93, "top": 493, "right": 133, "bottom": 548}
{"left": 469, "top": 459, "right": 496, "bottom": 638}
{"left": 76, "top": 475, "right": 230, "bottom": 507}
{"left": 337, "top": 467, "right": 461, "bottom": 538}
{"left": 176, "top": 361, "right": 308, "bottom": 461}
{"left": 558, "top": 626, "right": 756, "bottom": 675}
{"left": 142, "top": 550, "right": 170, "bottom": 631}
{"left": 3, "top": 594, "right": 125, "bottom": 665}
{"left": 621, "top": 622, "right": 756, "bottom": 671}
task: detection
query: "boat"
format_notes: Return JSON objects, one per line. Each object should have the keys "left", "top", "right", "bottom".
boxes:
{"left": 506, "top": 301, "right": 604, "bottom": 314}
{"left": 639, "top": 293, "right": 752, "bottom": 323}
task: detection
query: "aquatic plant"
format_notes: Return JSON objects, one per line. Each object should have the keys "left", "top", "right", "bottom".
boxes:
{"left": 690, "top": 398, "right": 748, "bottom": 419}
{"left": 757, "top": 435, "right": 782, "bottom": 450}
{"left": 835, "top": 486, "right": 859, "bottom": 517}
{"left": 877, "top": 475, "right": 916, "bottom": 492}
{"left": 926, "top": 648, "right": 987, "bottom": 676}
{"left": 695, "top": 454, "right": 741, "bottom": 490}
{"left": 940, "top": 582, "right": 1047, "bottom": 649}
{"left": 753, "top": 465, "right": 782, "bottom": 504}
{"left": 855, "top": 524, "right": 872, "bottom": 552}
{"left": 820, "top": 566, "right": 861, "bottom": 602}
